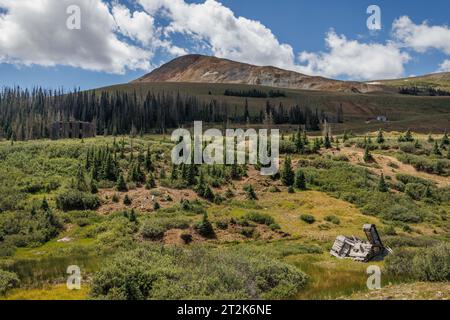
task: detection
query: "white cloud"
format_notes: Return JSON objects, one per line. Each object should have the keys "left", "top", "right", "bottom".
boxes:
{"left": 138, "top": 0, "right": 297, "bottom": 70}
{"left": 0, "top": 0, "right": 153, "bottom": 74}
{"left": 111, "top": 4, "right": 155, "bottom": 46}
{"left": 438, "top": 60, "right": 450, "bottom": 72}
{"left": 297, "top": 31, "right": 410, "bottom": 80}
{"left": 393, "top": 16, "right": 450, "bottom": 54}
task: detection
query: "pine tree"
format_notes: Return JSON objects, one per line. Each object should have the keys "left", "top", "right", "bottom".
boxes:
{"left": 363, "top": 145, "right": 372, "bottom": 163}
{"left": 230, "top": 162, "right": 239, "bottom": 180}
{"left": 170, "top": 164, "right": 178, "bottom": 181}
{"left": 195, "top": 213, "right": 215, "bottom": 238}
{"left": 116, "top": 173, "right": 128, "bottom": 192}
{"left": 281, "top": 156, "right": 295, "bottom": 186}
{"left": 144, "top": 146, "right": 153, "bottom": 172}
{"left": 131, "top": 162, "right": 145, "bottom": 183}
{"left": 123, "top": 195, "right": 132, "bottom": 206}
{"left": 324, "top": 132, "right": 332, "bottom": 149}
{"left": 203, "top": 185, "right": 215, "bottom": 201}
{"left": 404, "top": 129, "right": 413, "bottom": 142}
{"left": 244, "top": 184, "right": 257, "bottom": 200}
{"left": 312, "top": 138, "right": 321, "bottom": 153}
{"left": 294, "top": 169, "right": 307, "bottom": 190}
{"left": 433, "top": 141, "right": 442, "bottom": 155}
{"left": 442, "top": 132, "right": 449, "bottom": 145}
{"left": 41, "top": 197, "right": 49, "bottom": 211}
{"left": 195, "top": 171, "right": 206, "bottom": 196}
{"left": 376, "top": 129, "right": 385, "bottom": 144}
{"left": 145, "top": 173, "right": 156, "bottom": 189}
{"left": 303, "top": 130, "right": 309, "bottom": 145}
{"left": 343, "top": 131, "right": 349, "bottom": 142}
{"left": 75, "top": 163, "right": 88, "bottom": 191}
{"left": 415, "top": 139, "right": 421, "bottom": 149}
{"left": 378, "top": 174, "right": 388, "bottom": 192}
{"left": 90, "top": 178, "right": 98, "bottom": 194}
{"left": 187, "top": 164, "right": 196, "bottom": 185}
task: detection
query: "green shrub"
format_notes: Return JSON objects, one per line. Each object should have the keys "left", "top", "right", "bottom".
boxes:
{"left": 195, "top": 214, "right": 215, "bottom": 238}
{"left": 123, "top": 195, "right": 132, "bottom": 206}
{"left": 90, "top": 246, "right": 308, "bottom": 300}
{"left": 269, "top": 223, "right": 281, "bottom": 231}
{"left": 240, "top": 227, "right": 256, "bottom": 238}
{"left": 216, "top": 220, "right": 228, "bottom": 230}
{"left": 386, "top": 243, "right": 450, "bottom": 282}
{"left": 405, "top": 183, "right": 426, "bottom": 201}
{"left": 300, "top": 214, "right": 315, "bottom": 224}
{"left": 413, "top": 243, "right": 450, "bottom": 282}
{"left": 180, "top": 233, "right": 193, "bottom": 244}
{"left": 243, "top": 184, "right": 257, "bottom": 200}
{"left": 0, "top": 243, "right": 16, "bottom": 257}
{"left": 243, "top": 212, "right": 275, "bottom": 226}
{"left": 141, "top": 221, "right": 165, "bottom": 240}
{"left": 324, "top": 215, "right": 340, "bottom": 225}
{"left": 56, "top": 190, "right": 100, "bottom": 211}
{"left": 0, "top": 270, "right": 20, "bottom": 296}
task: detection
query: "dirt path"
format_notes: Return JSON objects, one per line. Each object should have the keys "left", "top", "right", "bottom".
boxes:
{"left": 328, "top": 147, "right": 450, "bottom": 187}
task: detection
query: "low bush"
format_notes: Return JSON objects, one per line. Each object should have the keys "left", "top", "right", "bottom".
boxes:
{"left": 243, "top": 212, "right": 275, "bottom": 226}
{"left": 324, "top": 215, "right": 340, "bottom": 225}
{"left": 195, "top": 214, "right": 215, "bottom": 238}
{"left": 300, "top": 214, "right": 315, "bottom": 224}
{"left": 90, "top": 246, "right": 308, "bottom": 300}
{"left": 0, "top": 270, "right": 20, "bottom": 296}
{"left": 56, "top": 190, "right": 100, "bottom": 211}
{"left": 385, "top": 243, "right": 450, "bottom": 282}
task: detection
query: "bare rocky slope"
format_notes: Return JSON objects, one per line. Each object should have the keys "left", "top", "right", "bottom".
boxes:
{"left": 133, "top": 54, "right": 387, "bottom": 93}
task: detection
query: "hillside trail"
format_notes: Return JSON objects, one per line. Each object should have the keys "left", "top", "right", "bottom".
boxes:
{"left": 329, "top": 147, "right": 450, "bottom": 188}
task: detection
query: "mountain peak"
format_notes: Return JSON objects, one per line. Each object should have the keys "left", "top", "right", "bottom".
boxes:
{"left": 133, "top": 54, "right": 384, "bottom": 93}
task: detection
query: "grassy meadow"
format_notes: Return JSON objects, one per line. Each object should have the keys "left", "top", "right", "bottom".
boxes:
{"left": 0, "top": 129, "right": 449, "bottom": 300}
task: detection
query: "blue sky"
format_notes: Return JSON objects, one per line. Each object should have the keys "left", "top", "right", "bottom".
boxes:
{"left": 1, "top": 0, "right": 450, "bottom": 89}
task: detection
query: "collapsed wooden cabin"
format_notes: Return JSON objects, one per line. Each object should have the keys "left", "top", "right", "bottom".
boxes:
{"left": 330, "top": 224, "right": 392, "bottom": 262}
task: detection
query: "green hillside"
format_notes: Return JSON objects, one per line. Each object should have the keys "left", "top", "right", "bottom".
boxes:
{"left": 98, "top": 81, "right": 450, "bottom": 133}
{"left": 375, "top": 72, "right": 450, "bottom": 92}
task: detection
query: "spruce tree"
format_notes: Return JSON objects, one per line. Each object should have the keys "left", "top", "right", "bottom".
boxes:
{"left": 145, "top": 173, "right": 156, "bottom": 189}
{"left": 324, "top": 132, "right": 332, "bottom": 149}
{"left": 442, "top": 132, "right": 449, "bottom": 145}
{"left": 363, "top": 145, "right": 372, "bottom": 163}
{"left": 343, "top": 131, "right": 349, "bottom": 142}
{"left": 433, "top": 141, "right": 442, "bottom": 155}
{"left": 116, "top": 173, "right": 128, "bottom": 192}
{"left": 281, "top": 156, "right": 295, "bottom": 186}
{"left": 378, "top": 174, "right": 388, "bottom": 192}
{"left": 195, "top": 171, "right": 206, "bottom": 196}
{"left": 75, "top": 164, "right": 88, "bottom": 191}
{"left": 123, "top": 194, "right": 132, "bottom": 206}
{"left": 244, "top": 184, "right": 257, "bottom": 200}
{"left": 41, "top": 197, "right": 49, "bottom": 211}
{"left": 144, "top": 146, "right": 153, "bottom": 172}
{"left": 404, "top": 129, "right": 413, "bottom": 142}
{"left": 203, "top": 185, "right": 215, "bottom": 201}
{"left": 294, "top": 169, "right": 307, "bottom": 190}
{"left": 376, "top": 129, "right": 385, "bottom": 144}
